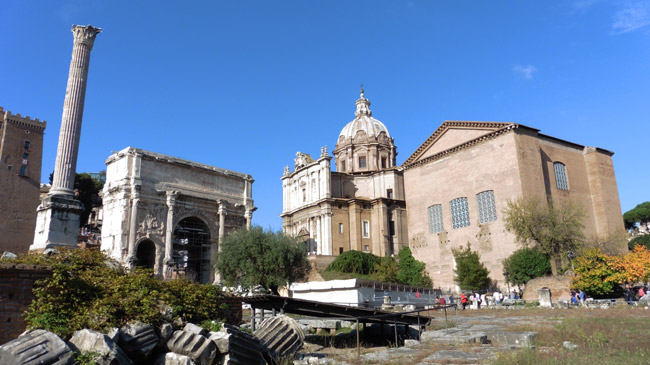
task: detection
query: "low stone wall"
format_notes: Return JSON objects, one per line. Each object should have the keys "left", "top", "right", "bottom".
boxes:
{"left": 0, "top": 263, "right": 52, "bottom": 345}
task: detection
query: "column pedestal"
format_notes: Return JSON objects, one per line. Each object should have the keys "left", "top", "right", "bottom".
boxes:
{"left": 31, "top": 195, "right": 84, "bottom": 250}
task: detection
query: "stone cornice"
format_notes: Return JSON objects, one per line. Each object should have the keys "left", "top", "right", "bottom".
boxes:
{"left": 402, "top": 121, "right": 516, "bottom": 167}
{"left": 402, "top": 123, "right": 519, "bottom": 170}
{"left": 104, "top": 147, "right": 253, "bottom": 181}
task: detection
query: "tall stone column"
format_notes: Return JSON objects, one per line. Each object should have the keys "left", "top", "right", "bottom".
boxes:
{"left": 126, "top": 186, "right": 141, "bottom": 266}
{"left": 213, "top": 201, "right": 227, "bottom": 284}
{"left": 31, "top": 25, "right": 101, "bottom": 251}
{"left": 163, "top": 191, "right": 178, "bottom": 278}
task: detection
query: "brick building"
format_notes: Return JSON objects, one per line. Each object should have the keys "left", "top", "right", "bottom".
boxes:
{"left": 401, "top": 121, "right": 626, "bottom": 291}
{"left": 0, "top": 107, "right": 46, "bottom": 253}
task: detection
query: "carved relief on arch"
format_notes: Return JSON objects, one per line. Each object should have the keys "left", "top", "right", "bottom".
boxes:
{"left": 136, "top": 202, "right": 166, "bottom": 240}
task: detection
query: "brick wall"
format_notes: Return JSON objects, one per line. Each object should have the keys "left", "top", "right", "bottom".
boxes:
{"left": 0, "top": 263, "right": 52, "bottom": 345}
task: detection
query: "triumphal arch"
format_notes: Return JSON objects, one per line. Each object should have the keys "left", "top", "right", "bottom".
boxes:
{"left": 101, "top": 147, "right": 255, "bottom": 283}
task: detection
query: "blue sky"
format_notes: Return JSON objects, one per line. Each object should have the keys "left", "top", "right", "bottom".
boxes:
{"left": 1, "top": 1, "right": 649, "bottom": 230}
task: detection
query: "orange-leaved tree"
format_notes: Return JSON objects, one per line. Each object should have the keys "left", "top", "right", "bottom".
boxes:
{"left": 609, "top": 245, "right": 650, "bottom": 284}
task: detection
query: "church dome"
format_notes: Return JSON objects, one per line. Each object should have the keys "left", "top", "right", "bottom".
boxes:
{"left": 338, "top": 89, "right": 391, "bottom": 140}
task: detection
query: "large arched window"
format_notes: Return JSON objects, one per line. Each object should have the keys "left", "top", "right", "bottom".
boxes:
{"left": 554, "top": 162, "right": 569, "bottom": 190}
{"left": 173, "top": 217, "right": 211, "bottom": 283}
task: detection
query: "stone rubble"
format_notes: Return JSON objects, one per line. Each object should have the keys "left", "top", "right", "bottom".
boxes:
{"left": 254, "top": 314, "right": 305, "bottom": 360}
{"left": 0, "top": 329, "right": 75, "bottom": 365}
{"left": 68, "top": 328, "right": 133, "bottom": 365}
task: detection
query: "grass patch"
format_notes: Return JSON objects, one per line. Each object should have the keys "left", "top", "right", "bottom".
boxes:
{"left": 494, "top": 307, "right": 650, "bottom": 364}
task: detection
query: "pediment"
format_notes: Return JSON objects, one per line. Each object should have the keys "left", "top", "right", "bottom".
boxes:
{"left": 403, "top": 121, "right": 515, "bottom": 167}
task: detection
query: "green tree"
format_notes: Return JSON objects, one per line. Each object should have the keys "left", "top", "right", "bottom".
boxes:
{"left": 629, "top": 235, "right": 650, "bottom": 250}
{"left": 326, "top": 250, "right": 379, "bottom": 275}
{"left": 452, "top": 243, "right": 492, "bottom": 291}
{"left": 503, "top": 197, "right": 585, "bottom": 275}
{"left": 623, "top": 201, "right": 650, "bottom": 233}
{"left": 216, "top": 226, "right": 310, "bottom": 295}
{"left": 373, "top": 256, "right": 400, "bottom": 283}
{"left": 502, "top": 248, "right": 551, "bottom": 286}
{"left": 396, "top": 247, "right": 433, "bottom": 287}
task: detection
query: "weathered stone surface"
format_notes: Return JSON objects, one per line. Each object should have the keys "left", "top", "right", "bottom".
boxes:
{"left": 563, "top": 340, "right": 578, "bottom": 350}
{"left": 538, "top": 288, "right": 552, "bottom": 308}
{"left": 153, "top": 352, "right": 196, "bottom": 365}
{"left": 420, "top": 328, "right": 488, "bottom": 344}
{"left": 209, "top": 324, "right": 270, "bottom": 365}
{"left": 254, "top": 315, "right": 304, "bottom": 359}
{"left": 68, "top": 329, "right": 132, "bottom": 365}
{"left": 183, "top": 323, "right": 208, "bottom": 336}
{"left": 0, "top": 329, "right": 75, "bottom": 365}
{"left": 118, "top": 322, "right": 158, "bottom": 362}
{"left": 488, "top": 331, "right": 537, "bottom": 347}
{"left": 105, "top": 328, "right": 120, "bottom": 343}
{"left": 165, "top": 330, "right": 216, "bottom": 365}
{"left": 404, "top": 339, "right": 419, "bottom": 347}
{"left": 157, "top": 323, "right": 175, "bottom": 348}
{"left": 297, "top": 319, "right": 340, "bottom": 331}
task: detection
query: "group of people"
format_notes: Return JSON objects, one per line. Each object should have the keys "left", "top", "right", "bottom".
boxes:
{"left": 624, "top": 283, "right": 649, "bottom": 302}
{"left": 569, "top": 289, "right": 586, "bottom": 306}
{"left": 456, "top": 291, "right": 516, "bottom": 310}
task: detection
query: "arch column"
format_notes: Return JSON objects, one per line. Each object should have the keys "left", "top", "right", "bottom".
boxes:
{"left": 163, "top": 190, "right": 178, "bottom": 277}
{"left": 126, "top": 185, "right": 141, "bottom": 267}
{"left": 213, "top": 201, "right": 227, "bottom": 284}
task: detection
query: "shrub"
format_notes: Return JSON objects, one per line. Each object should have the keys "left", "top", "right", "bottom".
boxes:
{"left": 326, "top": 250, "right": 379, "bottom": 275}
{"left": 1, "top": 249, "right": 229, "bottom": 339}
{"left": 452, "top": 243, "right": 492, "bottom": 291}
{"left": 571, "top": 249, "right": 620, "bottom": 297}
{"left": 628, "top": 235, "right": 650, "bottom": 250}
{"left": 502, "top": 248, "right": 551, "bottom": 286}
{"left": 395, "top": 247, "right": 433, "bottom": 287}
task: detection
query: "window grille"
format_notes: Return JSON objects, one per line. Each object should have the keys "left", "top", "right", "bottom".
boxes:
{"left": 428, "top": 204, "right": 444, "bottom": 233}
{"left": 450, "top": 197, "right": 470, "bottom": 229}
{"left": 477, "top": 190, "right": 497, "bottom": 224}
{"left": 554, "top": 162, "right": 569, "bottom": 190}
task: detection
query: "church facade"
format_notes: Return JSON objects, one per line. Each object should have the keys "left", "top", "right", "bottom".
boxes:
{"left": 101, "top": 147, "right": 255, "bottom": 284}
{"left": 401, "top": 121, "right": 626, "bottom": 291}
{"left": 281, "top": 90, "right": 408, "bottom": 257}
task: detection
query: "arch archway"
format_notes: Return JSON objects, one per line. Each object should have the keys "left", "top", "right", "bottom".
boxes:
{"left": 135, "top": 240, "right": 156, "bottom": 269}
{"left": 173, "top": 217, "right": 211, "bottom": 283}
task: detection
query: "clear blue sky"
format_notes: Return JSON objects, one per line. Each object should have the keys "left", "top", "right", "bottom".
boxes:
{"left": 2, "top": 1, "right": 648, "bottom": 230}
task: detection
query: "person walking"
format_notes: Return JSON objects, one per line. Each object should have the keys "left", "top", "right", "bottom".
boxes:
{"left": 579, "top": 289, "right": 586, "bottom": 306}
{"left": 461, "top": 293, "right": 468, "bottom": 310}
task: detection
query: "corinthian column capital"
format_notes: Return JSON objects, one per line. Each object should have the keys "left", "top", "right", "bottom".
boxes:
{"left": 72, "top": 25, "right": 102, "bottom": 49}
